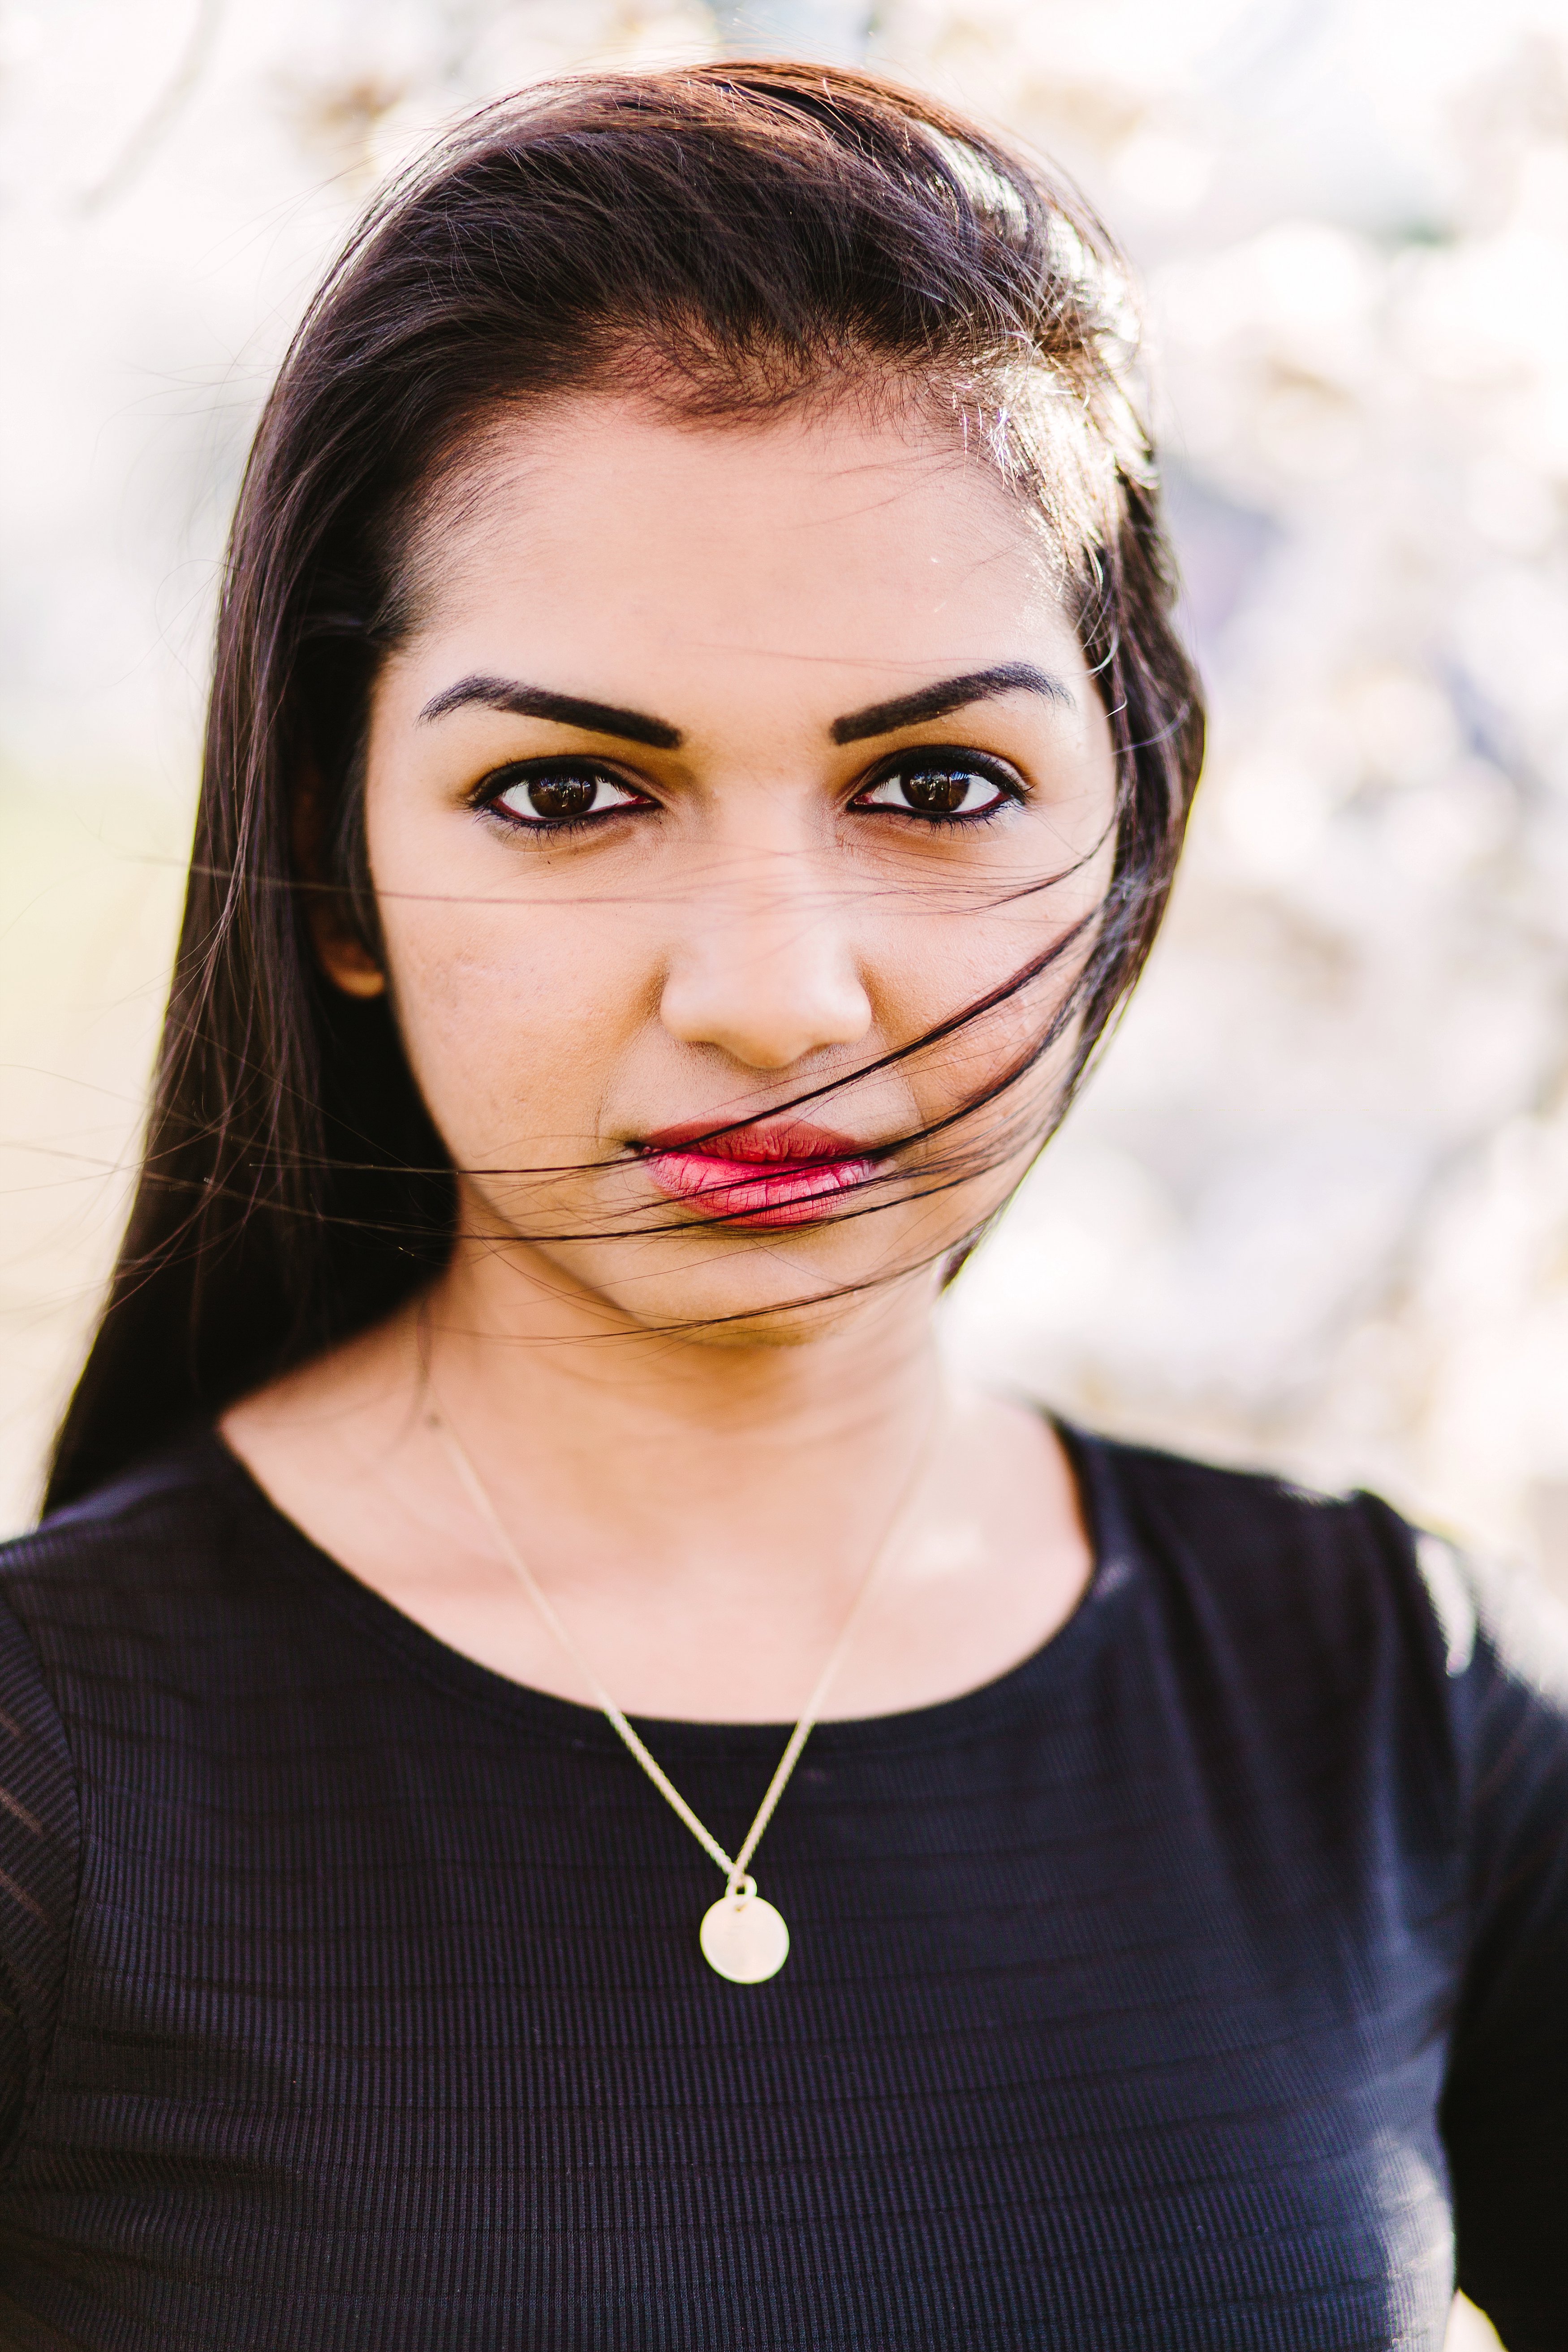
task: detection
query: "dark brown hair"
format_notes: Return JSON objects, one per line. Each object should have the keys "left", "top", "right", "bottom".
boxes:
{"left": 46, "top": 60, "right": 1203, "bottom": 1512}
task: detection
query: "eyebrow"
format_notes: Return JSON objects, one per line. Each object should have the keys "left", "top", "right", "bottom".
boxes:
{"left": 418, "top": 675, "right": 683, "bottom": 749}
{"left": 418, "top": 659, "right": 1072, "bottom": 754}
{"left": 829, "top": 663, "right": 1073, "bottom": 745}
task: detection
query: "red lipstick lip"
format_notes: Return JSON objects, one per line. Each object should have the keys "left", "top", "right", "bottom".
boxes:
{"left": 638, "top": 1119, "right": 871, "bottom": 1164}
{"left": 636, "top": 1120, "right": 883, "bottom": 1228}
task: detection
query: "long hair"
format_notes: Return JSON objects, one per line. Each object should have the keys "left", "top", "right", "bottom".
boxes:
{"left": 46, "top": 60, "right": 1204, "bottom": 1512}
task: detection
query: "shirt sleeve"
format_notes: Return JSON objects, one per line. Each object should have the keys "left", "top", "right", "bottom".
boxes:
{"left": 1411, "top": 1528, "right": 1568, "bottom": 2350}
{"left": 0, "top": 1580, "right": 80, "bottom": 2175}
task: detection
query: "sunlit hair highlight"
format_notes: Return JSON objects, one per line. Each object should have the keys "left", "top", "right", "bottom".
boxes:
{"left": 46, "top": 59, "right": 1203, "bottom": 1512}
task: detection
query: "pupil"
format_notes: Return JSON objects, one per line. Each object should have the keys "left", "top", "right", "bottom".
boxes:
{"left": 904, "top": 768, "right": 973, "bottom": 814}
{"left": 526, "top": 773, "right": 597, "bottom": 819}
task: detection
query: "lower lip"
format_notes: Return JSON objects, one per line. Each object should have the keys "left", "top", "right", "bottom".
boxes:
{"left": 642, "top": 1149, "right": 878, "bottom": 1229}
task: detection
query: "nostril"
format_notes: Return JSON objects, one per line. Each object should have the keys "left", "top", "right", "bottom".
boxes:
{"left": 660, "top": 991, "right": 873, "bottom": 1067}
{"left": 658, "top": 942, "right": 873, "bottom": 1068}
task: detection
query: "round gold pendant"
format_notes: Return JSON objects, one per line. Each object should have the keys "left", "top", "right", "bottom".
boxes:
{"left": 699, "top": 1885, "right": 790, "bottom": 1983}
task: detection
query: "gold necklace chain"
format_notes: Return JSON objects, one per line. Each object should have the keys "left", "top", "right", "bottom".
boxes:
{"left": 422, "top": 1376, "right": 932, "bottom": 1983}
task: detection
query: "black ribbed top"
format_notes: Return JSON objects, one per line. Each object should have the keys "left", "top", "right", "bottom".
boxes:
{"left": 0, "top": 1428, "right": 1561, "bottom": 2349}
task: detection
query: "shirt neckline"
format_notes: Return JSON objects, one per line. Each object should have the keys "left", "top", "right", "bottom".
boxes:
{"left": 199, "top": 1417, "right": 1135, "bottom": 1758}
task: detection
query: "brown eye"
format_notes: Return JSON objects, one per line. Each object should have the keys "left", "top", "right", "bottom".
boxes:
{"left": 905, "top": 769, "right": 983, "bottom": 814}
{"left": 524, "top": 775, "right": 596, "bottom": 820}
{"left": 487, "top": 766, "right": 646, "bottom": 827}
{"left": 856, "top": 759, "right": 1015, "bottom": 822}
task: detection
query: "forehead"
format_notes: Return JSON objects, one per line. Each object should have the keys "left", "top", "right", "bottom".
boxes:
{"left": 396, "top": 393, "right": 1075, "bottom": 695}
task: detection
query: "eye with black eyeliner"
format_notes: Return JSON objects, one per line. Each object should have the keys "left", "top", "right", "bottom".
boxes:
{"left": 472, "top": 758, "right": 655, "bottom": 834}
{"left": 849, "top": 746, "right": 1026, "bottom": 826}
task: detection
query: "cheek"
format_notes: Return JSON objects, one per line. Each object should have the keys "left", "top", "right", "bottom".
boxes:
{"left": 377, "top": 894, "right": 644, "bottom": 1156}
{"left": 869, "top": 837, "right": 1108, "bottom": 1126}
{"left": 877, "top": 831, "right": 1105, "bottom": 1009}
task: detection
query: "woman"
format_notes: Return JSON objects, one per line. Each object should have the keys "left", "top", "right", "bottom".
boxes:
{"left": 2, "top": 60, "right": 1561, "bottom": 2352}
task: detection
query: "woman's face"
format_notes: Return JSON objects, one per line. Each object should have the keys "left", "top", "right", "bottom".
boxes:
{"left": 346, "top": 392, "right": 1118, "bottom": 1340}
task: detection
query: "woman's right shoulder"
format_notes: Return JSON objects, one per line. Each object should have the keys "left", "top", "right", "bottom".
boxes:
{"left": 1, "top": 1433, "right": 248, "bottom": 1596}
{"left": 0, "top": 1433, "right": 282, "bottom": 1688}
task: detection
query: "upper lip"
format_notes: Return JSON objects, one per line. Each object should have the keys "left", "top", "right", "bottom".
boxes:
{"left": 637, "top": 1118, "right": 879, "bottom": 1165}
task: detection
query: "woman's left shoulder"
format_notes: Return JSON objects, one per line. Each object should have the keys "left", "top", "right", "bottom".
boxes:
{"left": 1076, "top": 1424, "right": 1568, "bottom": 1732}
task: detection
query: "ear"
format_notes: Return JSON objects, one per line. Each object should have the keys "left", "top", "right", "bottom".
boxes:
{"left": 293, "top": 771, "right": 387, "bottom": 1000}
{"left": 314, "top": 921, "right": 388, "bottom": 1000}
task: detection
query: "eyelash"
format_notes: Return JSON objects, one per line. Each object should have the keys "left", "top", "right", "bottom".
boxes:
{"left": 849, "top": 748, "right": 1026, "bottom": 827}
{"left": 471, "top": 749, "right": 1029, "bottom": 836}
{"left": 472, "top": 760, "right": 653, "bottom": 837}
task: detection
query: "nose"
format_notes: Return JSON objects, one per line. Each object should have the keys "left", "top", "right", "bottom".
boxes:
{"left": 658, "top": 850, "right": 874, "bottom": 1071}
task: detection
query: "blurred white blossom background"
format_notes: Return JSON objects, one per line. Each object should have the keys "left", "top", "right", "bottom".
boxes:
{"left": 3, "top": 0, "right": 1567, "bottom": 1584}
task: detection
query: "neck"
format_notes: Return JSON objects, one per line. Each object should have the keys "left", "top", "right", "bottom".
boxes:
{"left": 415, "top": 1237, "right": 948, "bottom": 1602}
{"left": 220, "top": 1202, "right": 1088, "bottom": 1726}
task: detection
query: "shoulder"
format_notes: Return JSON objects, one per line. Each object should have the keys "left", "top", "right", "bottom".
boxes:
{"left": 1081, "top": 1424, "right": 1568, "bottom": 1784}
{"left": 0, "top": 1434, "right": 309, "bottom": 1716}
{"left": 1092, "top": 1424, "right": 1568, "bottom": 1675}
{"left": 1076, "top": 1425, "right": 1426, "bottom": 1620}
{"left": 6, "top": 1431, "right": 241, "bottom": 1550}
{"left": 1072, "top": 1426, "right": 1471, "bottom": 1752}
{"left": 0, "top": 1434, "right": 258, "bottom": 1600}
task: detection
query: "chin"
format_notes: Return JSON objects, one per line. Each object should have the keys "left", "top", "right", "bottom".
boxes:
{"left": 455, "top": 1163, "right": 1012, "bottom": 1348}
{"left": 552, "top": 1221, "right": 951, "bottom": 1348}
{"left": 660, "top": 1284, "right": 896, "bottom": 1351}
